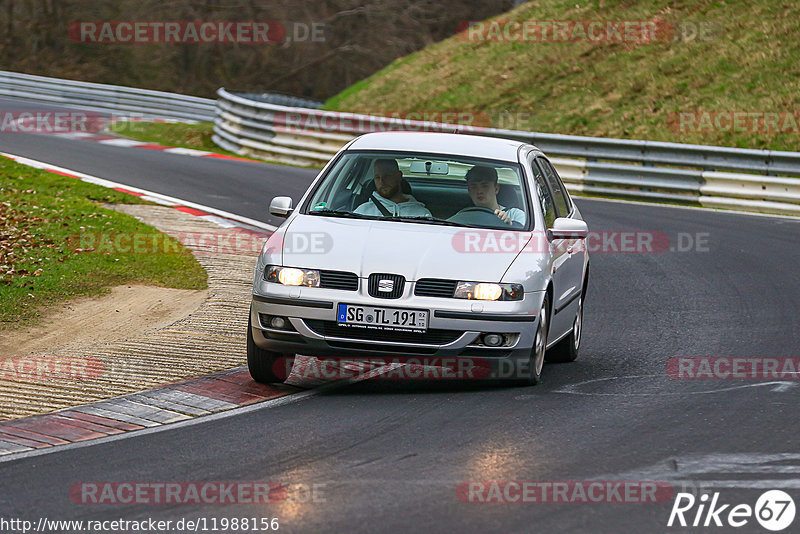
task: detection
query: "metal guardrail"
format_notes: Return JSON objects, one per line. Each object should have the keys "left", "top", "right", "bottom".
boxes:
{"left": 0, "top": 70, "right": 216, "bottom": 122}
{"left": 233, "top": 92, "right": 323, "bottom": 110}
{"left": 7, "top": 71, "right": 793, "bottom": 216}
{"left": 214, "top": 88, "right": 800, "bottom": 216}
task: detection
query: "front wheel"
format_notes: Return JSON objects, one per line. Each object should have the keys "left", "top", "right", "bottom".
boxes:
{"left": 546, "top": 293, "right": 583, "bottom": 363}
{"left": 247, "top": 316, "right": 294, "bottom": 383}
{"left": 506, "top": 297, "right": 548, "bottom": 386}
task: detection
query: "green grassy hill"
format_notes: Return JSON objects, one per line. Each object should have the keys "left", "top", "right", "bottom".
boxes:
{"left": 326, "top": 0, "right": 800, "bottom": 151}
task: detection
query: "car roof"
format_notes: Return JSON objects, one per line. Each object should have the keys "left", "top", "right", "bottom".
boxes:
{"left": 346, "top": 132, "right": 532, "bottom": 162}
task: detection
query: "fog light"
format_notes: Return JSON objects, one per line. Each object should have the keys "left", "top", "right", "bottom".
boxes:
{"left": 483, "top": 334, "right": 504, "bottom": 347}
{"left": 270, "top": 317, "right": 288, "bottom": 329}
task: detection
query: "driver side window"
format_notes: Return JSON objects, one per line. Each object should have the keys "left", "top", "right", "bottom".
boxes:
{"left": 530, "top": 156, "right": 557, "bottom": 228}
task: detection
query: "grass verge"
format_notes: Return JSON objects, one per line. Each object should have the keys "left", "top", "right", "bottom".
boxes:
{"left": 0, "top": 157, "right": 208, "bottom": 328}
{"left": 108, "top": 121, "right": 322, "bottom": 168}
{"left": 108, "top": 121, "right": 240, "bottom": 155}
{"left": 326, "top": 0, "right": 800, "bottom": 152}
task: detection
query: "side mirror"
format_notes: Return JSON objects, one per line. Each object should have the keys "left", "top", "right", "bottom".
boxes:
{"left": 269, "top": 196, "right": 294, "bottom": 218}
{"left": 548, "top": 217, "right": 588, "bottom": 240}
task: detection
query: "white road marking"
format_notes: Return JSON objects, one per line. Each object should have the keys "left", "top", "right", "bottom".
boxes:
{"left": 55, "top": 132, "right": 98, "bottom": 139}
{"left": 138, "top": 195, "right": 178, "bottom": 206}
{"left": 163, "top": 147, "right": 212, "bottom": 156}
{"left": 599, "top": 453, "right": 800, "bottom": 490}
{"left": 199, "top": 215, "right": 238, "bottom": 228}
{"left": 98, "top": 138, "right": 148, "bottom": 147}
{"left": 515, "top": 375, "right": 799, "bottom": 399}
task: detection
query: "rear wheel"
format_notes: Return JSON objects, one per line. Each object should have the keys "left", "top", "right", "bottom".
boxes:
{"left": 247, "top": 315, "right": 294, "bottom": 383}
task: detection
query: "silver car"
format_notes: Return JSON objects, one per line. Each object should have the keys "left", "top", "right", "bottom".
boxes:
{"left": 248, "top": 132, "right": 589, "bottom": 385}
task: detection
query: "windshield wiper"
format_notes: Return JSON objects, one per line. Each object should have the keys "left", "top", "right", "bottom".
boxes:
{"left": 307, "top": 209, "right": 377, "bottom": 220}
{"left": 309, "top": 211, "right": 480, "bottom": 228}
{"left": 391, "top": 216, "right": 468, "bottom": 227}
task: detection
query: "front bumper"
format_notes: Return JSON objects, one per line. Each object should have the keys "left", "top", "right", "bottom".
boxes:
{"left": 250, "top": 283, "right": 544, "bottom": 365}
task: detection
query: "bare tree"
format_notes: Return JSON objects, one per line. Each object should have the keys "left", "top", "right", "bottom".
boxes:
{"left": 0, "top": 0, "right": 514, "bottom": 99}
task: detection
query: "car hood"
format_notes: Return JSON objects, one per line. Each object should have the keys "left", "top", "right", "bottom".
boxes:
{"left": 282, "top": 215, "right": 532, "bottom": 282}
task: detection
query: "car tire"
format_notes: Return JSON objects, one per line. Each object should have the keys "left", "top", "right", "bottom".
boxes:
{"left": 247, "top": 315, "right": 294, "bottom": 383}
{"left": 506, "top": 296, "right": 548, "bottom": 386}
{"left": 546, "top": 292, "right": 583, "bottom": 363}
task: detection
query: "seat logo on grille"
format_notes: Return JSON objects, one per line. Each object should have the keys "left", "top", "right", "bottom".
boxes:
{"left": 378, "top": 279, "right": 394, "bottom": 292}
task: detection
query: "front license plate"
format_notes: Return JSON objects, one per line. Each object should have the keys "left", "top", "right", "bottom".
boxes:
{"left": 337, "top": 304, "right": 428, "bottom": 332}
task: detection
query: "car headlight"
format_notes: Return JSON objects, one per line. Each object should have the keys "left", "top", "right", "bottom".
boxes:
{"left": 454, "top": 281, "right": 524, "bottom": 301}
{"left": 265, "top": 266, "right": 320, "bottom": 287}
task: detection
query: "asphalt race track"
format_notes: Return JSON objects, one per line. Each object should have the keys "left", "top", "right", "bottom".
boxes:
{"left": 0, "top": 97, "right": 312, "bottom": 227}
{"left": 2, "top": 96, "right": 800, "bottom": 533}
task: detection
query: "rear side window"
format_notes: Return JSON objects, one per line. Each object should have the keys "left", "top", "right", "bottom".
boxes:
{"left": 530, "top": 157, "right": 557, "bottom": 228}
{"left": 536, "top": 158, "right": 572, "bottom": 217}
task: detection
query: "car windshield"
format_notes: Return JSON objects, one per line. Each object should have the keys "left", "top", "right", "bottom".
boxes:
{"left": 304, "top": 151, "right": 531, "bottom": 230}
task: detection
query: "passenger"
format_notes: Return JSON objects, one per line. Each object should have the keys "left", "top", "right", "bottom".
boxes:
{"left": 464, "top": 166, "right": 525, "bottom": 226}
{"left": 354, "top": 159, "right": 431, "bottom": 217}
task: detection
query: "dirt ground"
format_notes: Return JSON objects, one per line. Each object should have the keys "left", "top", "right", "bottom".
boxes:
{"left": 0, "top": 285, "right": 208, "bottom": 359}
{"left": 0, "top": 203, "right": 264, "bottom": 420}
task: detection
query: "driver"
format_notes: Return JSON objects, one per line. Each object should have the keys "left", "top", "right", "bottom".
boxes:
{"left": 354, "top": 159, "right": 431, "bottom": 217}
{"left": 464, "top": 166, "right": 526, "bottom": 226}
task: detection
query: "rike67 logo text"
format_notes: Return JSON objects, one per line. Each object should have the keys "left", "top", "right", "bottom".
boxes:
{"left": 668, "top": 490, "right": 795, "bottom": 531}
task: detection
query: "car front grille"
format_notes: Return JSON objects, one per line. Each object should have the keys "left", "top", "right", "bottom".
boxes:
{"left": 319, "top": 270, "right": 359, "bottom": 291}
{"left": 368, "top": 273, "right": 405, "bottom": 299}
{"left": 414, "top": 278, "right": 458, "bottom": 298}
{"left": 304, "top": 320, "right": 462, "bottom": 345}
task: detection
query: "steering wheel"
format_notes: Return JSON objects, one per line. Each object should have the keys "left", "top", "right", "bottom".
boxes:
{"left": 448, "top": 206, "right": 524, "bottom": 228}
{"left": 459, "top": 207, "right": 497, "bottom": 215}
